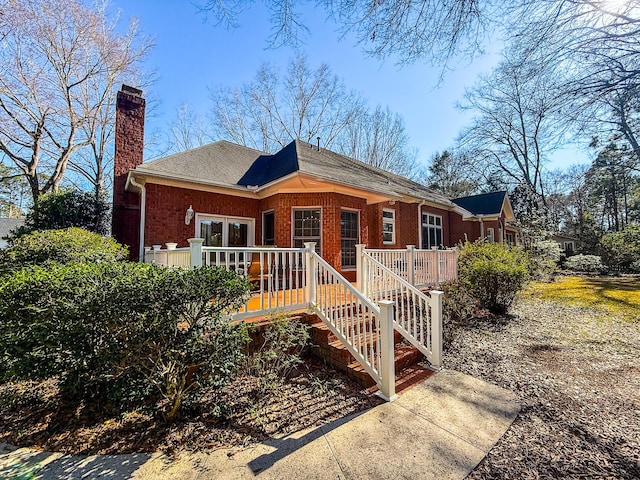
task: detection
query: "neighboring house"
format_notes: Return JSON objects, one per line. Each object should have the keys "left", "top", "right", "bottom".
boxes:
{"left": 551, "top": 233, "right": 578, "bottom": 254}
{"left": 451, "top": 191, "right": 520, "bottom": 247}
{"left": 112, "top": 86, "right": 517, "bottom": 279}
{"left": 0, "top": 218, "right": 24, "bottom": 249}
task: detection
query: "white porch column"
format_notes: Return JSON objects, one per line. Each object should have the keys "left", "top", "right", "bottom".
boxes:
{"left": 378, "top": 300, "right": 398, "bottom": 402}
{"left": 304, "top": 242, "right": 317, "bottom": 307}
{"left": 434, "top": 247, "right": 440, "bottom": 286}
{"left": 429, "top": 290, "right": 444, "bottom": 368}
{"left": 356, "top": 243, "right": 366, "bottom": 292}
{"left": 188, "top": 237, "right": 204, "bottom": 267}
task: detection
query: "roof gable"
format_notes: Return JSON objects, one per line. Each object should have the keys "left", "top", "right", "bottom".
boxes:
{"left": 452, "top": 191, "right": 510, "bottom": 217}
{"left": 238, "top": 141, "right": 299, "bottom": 186}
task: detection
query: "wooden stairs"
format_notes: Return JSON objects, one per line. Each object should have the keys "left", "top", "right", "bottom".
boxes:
{"left": 297, "top": 312, "right": 436, "bottom": 395}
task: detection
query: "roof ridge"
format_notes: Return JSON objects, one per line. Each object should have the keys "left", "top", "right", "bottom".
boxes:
{"left": 293, "top": 138, "right": 451, "bottom": 203}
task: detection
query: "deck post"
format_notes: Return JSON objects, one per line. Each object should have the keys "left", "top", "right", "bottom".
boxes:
{"left": 304, "top": 242, "right": 317, "bottom": 307}
{"left": 407, "top": 245, "right": 415, "bottom": 286}
{"left": 188, "top": 238, "right": 204, "bottom": 267}
{"left": 432, "top": 247, "right": 440, "bottom": 286}
{"left": 429, "top": 290, "right": 444, "bottom": 368}
{"left": 378, "top": 300, "right": 398, "bottom": 402}
{"left": 356, "top": 244, "right": 366, "bottom": 292}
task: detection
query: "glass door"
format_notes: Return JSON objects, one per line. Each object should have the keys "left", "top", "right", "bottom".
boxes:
{"left": 200, "top": 219, "right": 223, "bottom": 246}
{"left": 197, "top": 215, "right": 254, "bottom": 247}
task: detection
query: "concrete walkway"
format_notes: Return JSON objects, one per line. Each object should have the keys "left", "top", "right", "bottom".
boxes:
{"left": 0, "top": 370, "right": 520, "bottom": 480}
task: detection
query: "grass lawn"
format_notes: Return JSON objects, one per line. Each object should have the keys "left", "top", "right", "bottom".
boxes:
{"left": 523, "top": 275, "right": 640, "bottom": 321}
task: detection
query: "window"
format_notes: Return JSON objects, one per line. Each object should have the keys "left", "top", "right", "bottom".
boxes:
{"left": 506, "top": 232, "right": 514, "bottom": 247}
{"left": 341, "top": 210, "right": 359, "bottom": 269}
{"left": 198, "top": 215, "right": 254, "bottom": 247}
{"left": 487, "top": 228, "right": 495, "bottom": 243}
{"left": 382, "top": 209, "right": 395, "bottom": 244}
{"left": 564, "top": 241, "right": 574, "bottom": 253}
{"left": 262, "top": 211, "right": 275, "bottom": 245}
{"left": 293, "top": 208, "right": 321, "bottom": 253}
{"left": 422, "top": 213, "right": 443, "bottom": 249}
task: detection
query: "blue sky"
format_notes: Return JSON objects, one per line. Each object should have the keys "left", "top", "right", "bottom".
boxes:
{"left": 118, "top": 1, "right": 589, "bottom": 171}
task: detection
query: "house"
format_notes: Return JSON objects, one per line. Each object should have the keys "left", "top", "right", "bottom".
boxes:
{"left": 112, "top": 86, "right": 517, "bottom": 279}
{"left": 451, "top": 191, "right": 520, "bottom": 247}
{"left": 551, "top": 233, "right": 578, "bottom": 254}
{"left": 0, "top": 218, "right": 24, "bottom": 249}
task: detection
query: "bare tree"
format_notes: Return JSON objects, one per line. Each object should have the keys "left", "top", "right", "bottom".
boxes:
{"left": 457, "top": 53, "right": 568, "bottom": 200}
{"left": 0, "top": 0, "right": 150, "bottom": 204}
{"left": 198, "top": 0, "right": 493, "bottom": 67}
{"left": 166, "top": 103, "right": 214, "bottom": 153}
{"left": 211, "top": 55, "right": 421, "bottom": 176}
{"left": 211, "top": 55, "right": 364, "bottom": 153}
{"left": 509, "top": 1, "right": 640, "bottom": 98}
{"left": 338, "top": 106, "right": 420, "bottom": 179}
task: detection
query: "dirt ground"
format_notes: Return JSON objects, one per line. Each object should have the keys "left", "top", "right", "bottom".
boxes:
{"left": 444, "top": 294, "right": 640, "bottom": 479}
{"left": 0, "top": 359, "right": 382, "bottom": 457}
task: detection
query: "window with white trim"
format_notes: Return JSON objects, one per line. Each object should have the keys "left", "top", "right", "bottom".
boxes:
{"left": 487, "top": 227, "right": 495, "bottom": 243}
{"left": 382, "top": 209, "right": 395, "bottom": 244}
{"left": 422, "top": 213, "right": 443, "bottom": 249}
{"left": 293, "top": 208, "right": 321, "bottom": 253}
{"left": 341, "top": 209, "right": 359, "bottom": 269}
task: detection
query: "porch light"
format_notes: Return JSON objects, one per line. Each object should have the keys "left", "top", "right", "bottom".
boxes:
{"left": 185, "top": 205, "right": 194, "bottom": 225}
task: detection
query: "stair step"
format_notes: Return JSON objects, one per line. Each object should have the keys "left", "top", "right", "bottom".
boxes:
{"left": 304, "top": 312, "right": 430, "bottom": 391}
{"left": 367, "top": 365, "right": 437, "bottom": 396}
{"left": 393, "top": 344, "right": 421, "bottom": 371}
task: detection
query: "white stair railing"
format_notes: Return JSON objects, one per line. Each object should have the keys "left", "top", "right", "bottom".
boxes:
{"left": 357, "top": 245, "right": 443, "bottom": 368}
{"left": 306, "top": 243, "right": 397, "bottom": 401}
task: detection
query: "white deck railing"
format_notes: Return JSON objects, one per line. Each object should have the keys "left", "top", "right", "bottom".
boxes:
{"left": 357, "top": 245, "right": 443, "bottom": 368}
{"left": 364, "top": 245, "right": 457, "bottom": 287}
{"left": 145, "top": 240, "right": 308, "bottom": 320}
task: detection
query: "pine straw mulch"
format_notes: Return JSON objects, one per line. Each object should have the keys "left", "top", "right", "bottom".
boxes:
{"left": 445, "top": 294, "right": 640, "bottom": 479}
{"left": 0, "top": 359, "right": 382, "bottom": 457}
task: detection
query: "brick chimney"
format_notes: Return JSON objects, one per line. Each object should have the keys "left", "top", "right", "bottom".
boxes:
{"left": 112, "top": 85, "right": 145, "bottom": 260}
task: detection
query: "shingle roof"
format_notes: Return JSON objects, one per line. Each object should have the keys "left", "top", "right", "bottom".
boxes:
{"left": 135, "top": 141, "right": 265, "bottom": 187}
{"left": 452, "top": 191, "right": 508, "bottom": 216}
{"left": 133, "top": 139, "right": 454, "bottom": 207}
{"left": 292, "top": 140, "right": 455, "bottom": 205}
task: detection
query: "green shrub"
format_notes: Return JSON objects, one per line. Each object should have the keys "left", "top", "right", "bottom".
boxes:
{"left": 458, "top": 240, "right": 531, "bottom": 314}
{"left": 564, "top": 254, "right": 605, "bottom": 273}
{"left": 0, "top": 263, "right": 251, "bottom": 419}
{"left": 7, "top": 189, "right": 110, "bottom": 239}
{"left": 529, "top": 240, "right": 561, "bottom": 280}
{"left": 600, "top": 224, "right": 640, "bottom": 271}
{"left": 247, "top": 313, "right": 310, "bottom": 393}
{"left": 0, "top": 228, "right": 128, "bottom": 274}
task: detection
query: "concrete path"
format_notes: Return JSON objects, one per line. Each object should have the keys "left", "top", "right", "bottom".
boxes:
{"left": 0, "top": 370, "right": 520, "bottom": 480}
